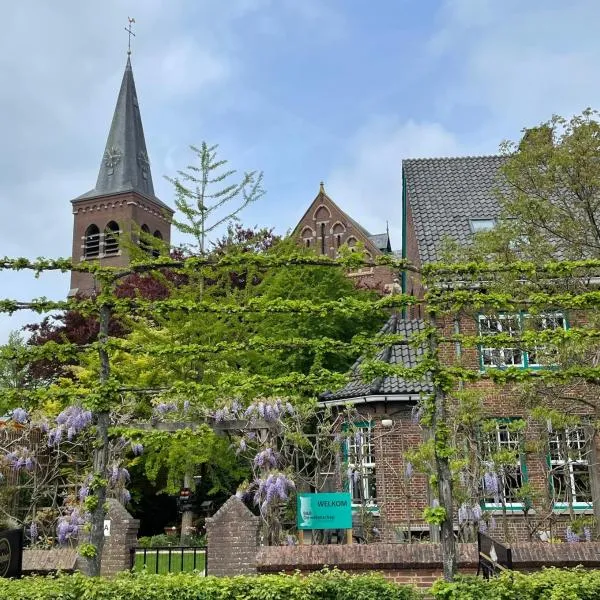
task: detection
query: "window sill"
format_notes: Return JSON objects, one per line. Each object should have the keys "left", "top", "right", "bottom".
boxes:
{"left": 351, "top": 504, "right": 380, "bottom": 515}
{"left": 553, "top": 503, "right": 593, "bottom": 513}
{"left": 483, "top": 504, "right": 527, "bottom": 513}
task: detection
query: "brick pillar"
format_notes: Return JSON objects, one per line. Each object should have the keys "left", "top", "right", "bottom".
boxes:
{"left": 206, "top": 495, "right": 260, "bottom": 576}
{"left": 99, "top": 499, "right": 140, "bottom": 576}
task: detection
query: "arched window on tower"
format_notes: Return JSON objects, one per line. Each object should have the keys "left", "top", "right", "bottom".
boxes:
{"left": 140, "top": 224, "right": 151, "bottom": 255}
{"left": 84, "top": 224, "right": 100, "bottom": 259}
{"left": 152, "top": 230, "right": 163, "bottom": 258}
{"left": 104, "top": 221, "right": 120, "bottom": 256}
{"left": 320, "top": 223, "right": 326, "bottom": 254}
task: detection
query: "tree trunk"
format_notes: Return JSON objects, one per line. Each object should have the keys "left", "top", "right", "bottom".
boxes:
{"left": 586, "top": 422, "right": 600, "bottom": 538}
{"left": 180, "top": 472, "right": 194, "bottom": 544}
{"left": 429, "top": 311, "right": 457, "bottom": 581}
{"left": 84, "top": 303, "right": 112, "bottom": 576}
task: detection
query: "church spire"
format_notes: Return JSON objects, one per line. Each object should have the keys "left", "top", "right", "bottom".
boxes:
{"left": 94, "top": 56, "right": 155, "bottom": 198}
{"left": 75, "top": 54, "right": 163, "bottom": 204}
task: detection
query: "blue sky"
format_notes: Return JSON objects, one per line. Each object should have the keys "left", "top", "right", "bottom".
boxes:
{"left": 2, "top": 0, "right": 600, "bottom": 341}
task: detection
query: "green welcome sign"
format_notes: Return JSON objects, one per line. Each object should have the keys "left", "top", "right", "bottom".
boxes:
{"left": 296, "top": 492, "right": 352, "bottom": 530}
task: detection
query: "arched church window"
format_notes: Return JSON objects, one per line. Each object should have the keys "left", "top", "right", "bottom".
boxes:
{"left": 306, "top": 238, "right": 311, "bottom": 248}
{"left": 104, "top": 221, "right": 120, "bottom": 256}
{"left": 84, "top": 224, "right": 100, "bottom": 259}
{"left": 140, "top": 224, "right": 151, "bottom": 255}
{"left": 320, "top": 223, "right": 326, "bottom": 254}
{"left": 152, "top": 230, "right": 163, "bottom": 258}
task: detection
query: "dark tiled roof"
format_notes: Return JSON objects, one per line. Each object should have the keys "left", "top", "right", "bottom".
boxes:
{"left": 403, "top": 155, "right": 508, "bottom": 264}
{"left": 320, "top": 315, "right": 431, "bottom": 403}
{"left": 368, "top": 233, "right": 391, "bottom": 253}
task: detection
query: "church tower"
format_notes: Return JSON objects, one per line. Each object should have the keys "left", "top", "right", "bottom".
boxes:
{"left": 69, "top": 54, "right": 173, "bottom": 295}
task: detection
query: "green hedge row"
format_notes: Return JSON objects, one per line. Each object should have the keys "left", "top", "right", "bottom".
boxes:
{"left": 432, "top": 568, "right": 600, "bottom": 600}
{"left": 0, "top": 570, "right": 416, "bottom": 600}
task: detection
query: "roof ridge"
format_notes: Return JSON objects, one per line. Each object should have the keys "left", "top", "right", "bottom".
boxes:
{"left": 403, "top": 154, "right": 505, "bottom": 163}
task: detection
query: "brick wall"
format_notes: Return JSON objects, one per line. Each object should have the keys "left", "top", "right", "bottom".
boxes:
{"left": 70, "top": 190, "right": 172, "bottom": 294}
{"left": 99, "top": 499, "right": 140, "bottom": 577}
{"left": 206, "top": 495, "right": 260, "bottom": 576}
{"left": 293, "top": 188, "right": 397, "bottom": 292}
{"left": 256, "top": 542, "right": 600, "bottom": 588}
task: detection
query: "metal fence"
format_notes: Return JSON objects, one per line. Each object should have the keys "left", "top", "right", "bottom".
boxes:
{"left": 130, "top": 545, "right": 207, "bottom": 575}
{"left": 477, "top": 532, "right": 512, "bottom": 578}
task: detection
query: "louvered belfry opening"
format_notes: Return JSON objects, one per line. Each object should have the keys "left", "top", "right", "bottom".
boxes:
{"left": 104, "top": 221, "right": 120, "bottom": 255}
{"left": 84, "top": 224, "right": 101, "bottom": 259}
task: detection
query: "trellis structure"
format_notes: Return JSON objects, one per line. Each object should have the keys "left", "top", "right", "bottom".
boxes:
{"left": 2, "top": 252, "right": 600, "bottom": 580}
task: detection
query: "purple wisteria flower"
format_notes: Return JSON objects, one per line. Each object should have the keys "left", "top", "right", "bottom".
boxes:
{"left": 472, "top": 504, "right": 483, "bottom": 521}
{"left": 48, "top": 405, "right": 92, "bottom": 446}
{"left": 131, "top": 443, "right": 144, "bottom": 456}
{"left": 584, "top": 526, "right": 592, "bottom": 542}
{"left": 4, "top": 447, "right": 36, "bottom": 472}
{"left": 109, "top": 466, "right": 130, "bottom": 486}
{"left": 253, "top": 447, "right": 277, "bottom": 469}
{"left": 29, "top": 521, "right": 38, "bottom": 541}
{"left": 155, "top": 402, "right": 177, "bottom": 416}
{"left": 11, "top": 408, "right": 29, "bottom": 424}
{"left": 411, "top": 404, "right": 423, "bottom": 424}
{"left": 56, "top": 507, "right": 87, "bottom": 544}
{"left": 566, "top": 527, "right": 580, "bottom": 543}
{"left": 78, "top": 474, "right": 93, "bottom": 502}
{"left": 483, "top": 471, "right": 500, "bottom": 496}
{"left": 253, "top": 472, "right": 295, "bottom": 514}
{"left": 405, "top": 462, "right": 413, "bottom": 480}
{"left": 479, "top": 520, "right": 488, "bottom": 533}
{"left": 286, "top": 535, "right": 297, "bottom": 546}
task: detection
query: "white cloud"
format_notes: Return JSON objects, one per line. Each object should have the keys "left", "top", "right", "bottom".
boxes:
{"left": 326, "top": 117, "right": 464, "bottom": 251}
{"left": 429, "top": 0, "right": 600, "bottom": 132}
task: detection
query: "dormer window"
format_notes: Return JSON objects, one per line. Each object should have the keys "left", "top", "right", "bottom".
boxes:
{"left": 470, "top": 219, "right": 496, "bottom": 233}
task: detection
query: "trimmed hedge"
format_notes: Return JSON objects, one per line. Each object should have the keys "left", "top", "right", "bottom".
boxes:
{"left": 0, "top": 570, "right": 417, "bottom": 600}
{"left": 432, "top": 567, "right": 600, "bottom": 600}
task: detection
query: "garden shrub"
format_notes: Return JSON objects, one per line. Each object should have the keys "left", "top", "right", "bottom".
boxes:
{"left": 0, "top": 569, "right": 417, "bottom": 600}
{"left": 431, "top": 567, "right": 600, "bottom": 600}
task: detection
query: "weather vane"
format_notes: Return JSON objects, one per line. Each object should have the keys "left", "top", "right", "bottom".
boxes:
{"left": 125, "top": 17, "right": 136, "bottom": 55}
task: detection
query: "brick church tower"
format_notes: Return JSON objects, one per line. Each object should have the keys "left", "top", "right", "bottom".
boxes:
{"left": 69, "top": 55, "right": 173, "bottom": 295}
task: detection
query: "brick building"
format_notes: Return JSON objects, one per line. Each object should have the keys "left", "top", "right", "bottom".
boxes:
{"left": 292, "top": 183, "right": 397, "bottom": 292}
{"left": 319, "top": 156, "right": 598, "bottom": 544}
{"left": 69, "top": 55, "right": 173, "bottom": 296}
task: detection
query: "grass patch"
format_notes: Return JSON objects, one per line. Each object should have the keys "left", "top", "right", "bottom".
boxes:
{"left": 132, "top": 549, "right": 206, "bottom": 574}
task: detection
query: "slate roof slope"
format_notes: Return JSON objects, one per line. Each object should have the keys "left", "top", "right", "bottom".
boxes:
{"left": 403, "top": 155, "right": 508, "bottom": 264}
{"left": 320, "top": 315, "right": 431, "bottom": 403}
{"left": 368, "top": 233, "right": 391, "bottom": 253}
{"left": 74, "top": 57, "right": 172, "bottom": 213}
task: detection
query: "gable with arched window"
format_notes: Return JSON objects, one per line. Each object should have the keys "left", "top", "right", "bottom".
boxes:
{"left": 84, "top": 224, "right": 100, "bottom": 259}
{"left": 104, "top": 221, "right": 120, "bottom": 256}
{"left": 332, "top": 222, "right": 345, "bottom": 248}
{"left": 301, "top": 226, "right": 314, "bottom": 248}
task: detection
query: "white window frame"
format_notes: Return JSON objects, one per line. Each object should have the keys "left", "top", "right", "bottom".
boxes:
{"left": 478, "top": 314, "right": 524, "bottom": 367}
{"left": 469, "top": 218, "right": 496, "bottom": 233}
{"left": 481, "top": 420, "right": 526, "bottom": 510}
{"left": 478, "top": 312, "right": 566, "bottom": 369}
{"left": 549, "top": 426, "right": 593, "bottom": 509}
{"left": 346, "top": 424, "right": 377, "bottom": 507}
